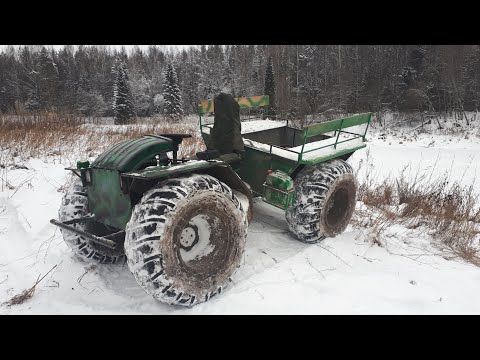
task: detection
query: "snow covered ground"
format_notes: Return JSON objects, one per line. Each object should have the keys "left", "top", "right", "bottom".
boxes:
{"left": 1, "top": 126, "right": 480, "bottom": 314}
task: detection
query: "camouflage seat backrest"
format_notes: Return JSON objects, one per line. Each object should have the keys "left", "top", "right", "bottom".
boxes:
{"left": 198, "top": 95, "right": 270, "bottom": 114}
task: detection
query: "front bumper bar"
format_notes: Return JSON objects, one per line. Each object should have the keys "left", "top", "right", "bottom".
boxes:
{"left": 50, "top": 219, "right": 119, "bottom": 250}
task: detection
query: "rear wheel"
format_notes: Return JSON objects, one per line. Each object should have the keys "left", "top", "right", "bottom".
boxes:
{"left": 124, "top": 174, "right": 248, "bottom": 307}
{"left": 285, "top": 159, "right": 357, "bottom": 243}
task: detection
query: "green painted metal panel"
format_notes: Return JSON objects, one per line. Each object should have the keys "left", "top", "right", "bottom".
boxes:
{"left": 299, "top": 143, "right": 367, "bottom": 165}
{"left": 340, "top": 113, "right": 371, "bottom": 128}
{"left": 305, "top": 119, "right": 343, "bottom": 137}
{"left": 121, "top": 160, "right": 225, "bottom": 180}
{"left": 92, "top": 135, "right": 174, "bottom": 172}
{"left": 273, "top": 159, "right": 297, "bottom": 175}
{"left": 235, "top": 145, "right": 297, "bottom": 195}
{"left": 235, "top": 147, "right": 272, "bottom": 195}
{"left": 304, "top": 113, "right": 371, "bottom": 138}
{"left": 87, "top": 169, "right": 132, "bottom": 230}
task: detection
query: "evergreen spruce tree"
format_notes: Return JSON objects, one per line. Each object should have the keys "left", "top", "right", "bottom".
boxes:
{"left": 263, "top": 56, "right": 277, "bottom": 119}
{"left": 25, "top": 88, "right": 41, "bottom": 111}
{"left": 112, "top": 58, "right": 134, "bottom": 124}
{"left": 162, "top": 62, "right": 183, "bottom": 120}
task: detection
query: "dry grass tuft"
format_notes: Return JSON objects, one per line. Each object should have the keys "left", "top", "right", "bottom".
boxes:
{"left": 353, "top": 153, "right": 480, "bottom": 266}
{"left": 3, "top": 265, "right": 57, "bottom": 307}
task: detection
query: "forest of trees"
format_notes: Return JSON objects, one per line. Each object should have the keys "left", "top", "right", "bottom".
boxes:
{"left": 0, "top": 45, "right": 479, "bottom": 120}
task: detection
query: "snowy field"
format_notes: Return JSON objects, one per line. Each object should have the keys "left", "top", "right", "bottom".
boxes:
{"left": 1, "top": 123, "right": 480, "bottom": 314}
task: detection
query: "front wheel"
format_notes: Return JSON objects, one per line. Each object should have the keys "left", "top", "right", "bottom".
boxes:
{"left": 58, "top": 178, "right": 125, "bottom": 264}
{"left": 124, "top": 174, "right": 248, "bottom": 307}
{"left": 285, "top": 159, "right": 357, "bottom": 243}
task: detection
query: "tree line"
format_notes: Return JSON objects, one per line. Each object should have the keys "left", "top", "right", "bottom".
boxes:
{"left": 0, "top": 45, "right": 479, "bottom": 121}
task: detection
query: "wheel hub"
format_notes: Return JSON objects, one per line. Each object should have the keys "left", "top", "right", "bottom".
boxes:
{"left": 179, "top": 225, "right": 199, "bottom": 250}
{"left": 178, "top": 214, "right": 215, "bottom": 263}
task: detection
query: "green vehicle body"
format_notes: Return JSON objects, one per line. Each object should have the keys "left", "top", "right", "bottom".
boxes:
{"left": 67, "top": 134, "right": 250, "bottom": 232}
{"left": 57, "top": 95, "right": 371, "bottom": 244}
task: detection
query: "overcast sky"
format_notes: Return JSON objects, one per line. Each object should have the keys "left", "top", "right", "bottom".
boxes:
{"left": 0, "top": 45, "right": 193, "bottom": 53}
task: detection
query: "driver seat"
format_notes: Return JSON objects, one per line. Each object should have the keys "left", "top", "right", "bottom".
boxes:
{"left": 196, "top": 92, "right": 244, "bottom": 165}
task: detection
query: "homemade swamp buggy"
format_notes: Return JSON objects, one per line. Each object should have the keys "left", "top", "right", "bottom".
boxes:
{"left": 51, "top": 93, "right": 371, "bottom": 306}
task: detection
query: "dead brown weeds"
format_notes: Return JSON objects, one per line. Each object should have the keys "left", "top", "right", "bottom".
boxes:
{"left": 3, "top": 265, "right": 57, "bottom": 306}
{"left": 0, "top": 113, "right": 205, "bottom": 165}
{"left": 354, "top": 155, "right": 480, "bottom": 266}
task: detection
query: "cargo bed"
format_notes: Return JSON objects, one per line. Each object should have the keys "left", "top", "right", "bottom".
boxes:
{"left": 201, "top": 114, "right": 371, "bottom": 165}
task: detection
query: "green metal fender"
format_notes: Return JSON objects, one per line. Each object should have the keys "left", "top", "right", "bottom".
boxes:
{"left": 84, "top": 134, "right": 254, "bottom": 230}
{"left": 86, "top": 159, "right": 254, "bottom": 231}
{"left": 92, "top": 135, "right": 174, "bottom": 172}
{"left": 121, "top": 159, "right": 254, "bottom": 224}
{"left": 121, "top": 159, "right": 226, "bottom": 180}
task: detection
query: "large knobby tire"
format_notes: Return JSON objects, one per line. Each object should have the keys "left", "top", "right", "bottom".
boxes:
{"left": 58, "top": 178, "right": 125, "bottom": 264}
{"left": 285, "top": 159, "right": 357, "bottom": 243}
{"left": 124, "top": 174, "right": 248, "bottom": 307}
